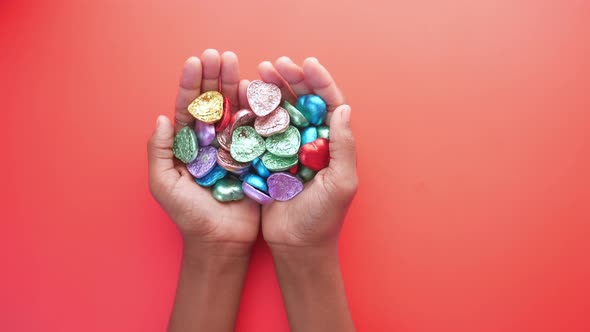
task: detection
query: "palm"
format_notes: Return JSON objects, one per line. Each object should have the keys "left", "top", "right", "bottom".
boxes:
{"left": 262, "top": 170, "right": 341, "bottom": 246}
{"left": 168, "top": 168, "right": 260, "bottom": 243}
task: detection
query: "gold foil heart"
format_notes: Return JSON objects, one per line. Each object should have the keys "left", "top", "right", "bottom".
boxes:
{"left": 187, "top": 91, "right": 224, "bottom": 124}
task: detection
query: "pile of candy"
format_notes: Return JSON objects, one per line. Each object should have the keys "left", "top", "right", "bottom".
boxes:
{"left": 172, "top": 80, "right": 330, "bottom": 204}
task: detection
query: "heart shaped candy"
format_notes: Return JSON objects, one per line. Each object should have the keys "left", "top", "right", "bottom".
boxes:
{"left": 265, "top": 126, "right": 301, "bottom": 157}
{"left": 186, "top": 146, "right": 218, "bottom": 178}
{"left": 214, "top": 96, "right": 232, "bottom": 132}
{"left": 261, "top": 152, "right": 298, "bottom": 172}
{"left": 267, "top": 173, "right": 304, "bottom": 201}
{"left": 217, "top": 125, "right": 232, "bottom": 151}
{"left": 252, "top": 157, "right": 271, "bottom": 178}
{"left": 212, "top": 177, "right": 244, "bottom": 202}
{"left": 282, "top": 100, "right": 309, "bottom": 128}
{"left": 296, "top": 94, "right": 327, "bottom": 126}
{"left": 217, "top": 148, "right": 251, "bottom": 172}
{"left": 254, "top": 106, "right": 290, "bottom": 137}
{"left": 316, "top": 125, "right": 330, "bottom": 140}
{"left": 194, "top": 120, "right": 216, "bottom": 146}
{"left": 299, "top": 138, "right": 330, "bottom": 171}
{"left": 296, "top": 165, "right": 317, "bottom": 183}
{"left": 242, "top": 173, "right": 268, "bottom": 192}
{"left": 300, "top": 126, "right": 318, "bottom": 146}
{"left": 217, "top": 109, "right": 257, "bottom": 151}
{"left": 188, "top": 91, "right": 224, "bottom": 124}
{"left": 230, "top": 109, "right": 256, "bottom": 132}
{"left": 247, "top": 80, "right": 282, "bottom": 116}
{"left": 196, "top": 165, "right": 227, "bottom": 187}
{"left": 288, "top": 164, "right": 298, "bottom": 175}
{"left": 242, "top": 182, "right": 273, "bottom": 205}
{"left": 181, "top": 86, "right": 334, "bottom": 204}
{"left": 173, "top": 126, "right": 198, "bottom": 163}
{"left": 230, "top": 126, "right": 266, "bottom": 162}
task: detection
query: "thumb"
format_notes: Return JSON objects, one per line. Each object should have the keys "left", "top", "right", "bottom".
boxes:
{"left": 147, "top": 115, "right": 176, "bottom": 180}
{"left": 327, "top": 105, "right": 358, "bottom": 184}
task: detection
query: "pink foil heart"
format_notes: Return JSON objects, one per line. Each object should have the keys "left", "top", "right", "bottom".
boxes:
{"left": 254, "top": 106, "right": 290, "bottom": 137}
{"left": 247, "top": 80, "right": 282, "bottom": 116}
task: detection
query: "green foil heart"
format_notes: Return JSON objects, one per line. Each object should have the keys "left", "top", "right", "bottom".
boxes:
{"left": 212, "top": 177, "right": 244, "bottom": 202}
{"left": 173, "top": 126, "right": 199, "bottom": 163}
{"left": 230, "top": 126, "right": 266, "bottom": 162}
{"left": 261, "top": 152, "right": 298, "bottom": 171}
{"left": 296, "top": 165, "right": 317, "bottom": 183}
{"left": 317, "top": 126, "right": 330, "bottom": 140}
{"left": 265, "top": 126, "right": 300, "bottom": 157}
{"left": 282, "top": 100, "right": 309, "bottom": 128}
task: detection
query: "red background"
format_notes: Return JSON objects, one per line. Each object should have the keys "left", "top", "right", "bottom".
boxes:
{"left": 2, "top": 0, "right": 590, "bottom": 331}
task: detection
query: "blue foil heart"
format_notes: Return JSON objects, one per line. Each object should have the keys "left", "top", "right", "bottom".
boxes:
{"left": 296, "top": 94, "right": 327, "bottom": 126}
{"left": 300, "top": 127, "right": 318, "bottom": 146}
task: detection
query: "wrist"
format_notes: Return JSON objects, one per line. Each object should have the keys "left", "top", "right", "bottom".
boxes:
{"left": 179, "top": 239, "right": 251, "bottom": 286}
{"left": 182, "top": 235, "right": 254, "bottom": 262}
{"left": 269, "top": 241, "right": 340, "bottom": 268}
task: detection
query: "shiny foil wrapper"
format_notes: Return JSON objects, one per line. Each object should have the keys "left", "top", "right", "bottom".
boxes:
{"left": 214, "top": 96, "right": 232, "bottom": 132}
{"left": 247, "top": 80, "right": 282, "bottom": 116}
{"left": 254, "top": 106, "right": 290, "bottom": 137}
{"left": 217, "top": 126, "right": 233, "bottom": 151}
{"left": 230, "top": 126, "right": 266, "bottom": 162}
{"left": 217, "top": 148, "right": 251, "bottom": 172}
{"left": 230, "top": 109, "right": 257, "bottom": 132}
{"left": 187, "top": 91, "right": 224, "bottom": 124}
{"left": 265, "top": 126, "right": 301, "bottom": 157}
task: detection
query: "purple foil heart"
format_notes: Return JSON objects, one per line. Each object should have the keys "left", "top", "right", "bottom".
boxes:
{"left": 186, "top": 146, "right": 218, "bottom": 178}
{"left": 242, "top": 182, "right": 274, "bottom": 205}
{"left": 194, "top": 120, "right": 216, "bottom": 146}
{"left": 267, "top": 173, "right": 303, "bottom": 201}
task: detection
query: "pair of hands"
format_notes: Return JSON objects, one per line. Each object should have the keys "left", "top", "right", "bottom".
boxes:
{"left": 147, "top": 49, "right": 358, "bottom": 257}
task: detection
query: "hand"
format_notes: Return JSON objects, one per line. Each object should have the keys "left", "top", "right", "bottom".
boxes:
{"left": 258, "top": 57, "right": 358, "bottom": 249}
{"left": 256, "top": 57, "right": 357, "bottom": 332}
{"left": 148, "top": 49, "right": 260, "bottom": 255}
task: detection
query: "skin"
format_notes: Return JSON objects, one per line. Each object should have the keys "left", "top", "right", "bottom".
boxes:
{"left": 148, "top": 51, "right": 357, "bottom": 332}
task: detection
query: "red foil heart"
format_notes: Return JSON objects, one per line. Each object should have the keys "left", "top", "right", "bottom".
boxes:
{"left": 215, "top": 96, "right": 232, "bottom": 132}
{"left": 288, "top": 164, "right": 298, "bottom": 175}
{"left": 299, "top": 138, "right": 330, "bottom": 171}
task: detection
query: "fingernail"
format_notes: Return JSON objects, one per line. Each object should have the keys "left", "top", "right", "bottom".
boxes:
{"left": 203, "top": 48, "right": 219, "bottom": 55}
{"left": 306, "top": 57, "right": 319, "bottom": 64}
{"left": 222, "top": 51, "right": 237, "bottom": 58}
{"left": 156, "top": 116, "right": 163, "bottom": 129}
{"left": 278, "top": 56, "right": 292, "bottom": 63}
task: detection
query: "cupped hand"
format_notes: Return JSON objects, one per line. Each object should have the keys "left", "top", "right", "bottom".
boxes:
{"left": 148, "top": 49, "right": 260, "bottom": 254}
{"left": 257, "top": 57, "right": 358, "bottom": 248}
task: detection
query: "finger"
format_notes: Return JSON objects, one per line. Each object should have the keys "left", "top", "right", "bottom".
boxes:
{"left": 220, "top": 51, "right": 240, "bottom": 111}
{"left": 238, "top": 79, "right": 250, "bottom": 109}
{"left": 148, "top": 115, "right": 180, "bottom": 187}
{"left": 174, "top": 57, "right": 202, "bottom": 132}
{"left": 302, "top": 57, "right": 345, "bottom": 112}
{"left": 326, "top": 112, "right": 334, "bottom": 126}
{"left": 201, "top": 49, "right": 221, "bottom": 92}
{"left": 257, "top": 61, "right": 297, "bottom": 104}
{"left": 275, "top": 56, "right": 312, "bottom": 96}
{"left": 327, "top": 105, "right": 357, "bottom": 182}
